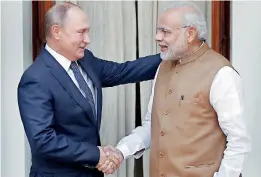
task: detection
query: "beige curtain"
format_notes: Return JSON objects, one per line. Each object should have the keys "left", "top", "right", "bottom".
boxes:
{"left": 137, "top": 2, "right": 158, "bottom": 177}
{"left": 77, "top": 1, "right": 137, "bottom": 177}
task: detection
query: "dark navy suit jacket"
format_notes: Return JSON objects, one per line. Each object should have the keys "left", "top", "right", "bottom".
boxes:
{"left": 17, "top": 46, "right": 161, "bottom": 177}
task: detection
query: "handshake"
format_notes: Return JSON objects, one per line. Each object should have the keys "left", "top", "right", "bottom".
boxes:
{"left": 96, "top": 145, "right": 124, "bottom": 175}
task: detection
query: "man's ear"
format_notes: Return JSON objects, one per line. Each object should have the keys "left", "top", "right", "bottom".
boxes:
{"left": 51, "top": 25, "right": 60, "bottom": 40}
{"left": 187, "top": 27, "right": 197, "bottom": 43}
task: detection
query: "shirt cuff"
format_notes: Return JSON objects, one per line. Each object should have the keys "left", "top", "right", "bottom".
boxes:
{"left": 116, "top": 143, "right": 131, "bottom": 159}
{"left": 116, "top": 134, "right": 147, "bottom": 160}
{"left": 133, "top": 148, "right": 146, "bottom": 159}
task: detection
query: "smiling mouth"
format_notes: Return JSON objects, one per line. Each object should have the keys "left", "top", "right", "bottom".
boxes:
{"left": 159, "top": 45, "right": 168, "bottom": 52}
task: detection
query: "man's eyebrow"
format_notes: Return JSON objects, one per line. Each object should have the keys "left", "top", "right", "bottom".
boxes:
{"left": 157, "top": 26, "right": 171, "bottom": 31}
{"left": 77, "top": 27, "right": 90, "bottom": 31}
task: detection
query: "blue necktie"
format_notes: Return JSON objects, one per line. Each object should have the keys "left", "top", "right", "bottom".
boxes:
{"left": 70, "top": 61, "right": 96, "bottom": 119}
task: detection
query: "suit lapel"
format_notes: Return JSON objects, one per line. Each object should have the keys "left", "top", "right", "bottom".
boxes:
{"left": 41, "top": 48, "right": 98, "bottom": 128}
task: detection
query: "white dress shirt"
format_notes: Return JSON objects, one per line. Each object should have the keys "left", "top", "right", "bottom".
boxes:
{"left": 116, "top": 65, "right": 252, "bottom": 177}
{"left": 45, "top": 44, "right": 97, "bottom": 112}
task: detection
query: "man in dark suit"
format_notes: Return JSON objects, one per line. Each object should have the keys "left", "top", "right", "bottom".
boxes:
{"left": 17, "top": 2, "right": 161, "bottom": 177}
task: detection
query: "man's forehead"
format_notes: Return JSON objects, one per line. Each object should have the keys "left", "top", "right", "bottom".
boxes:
{"left": 68, "top": 20, "right": 90, "bottom": 30}
{"left": 66, "top": 7, "right": 88, "bottom": 20}
{"left": 64, "top": 8, "right": 89, "bottom": 25}
{"left": 158, "top": 11, "right": 181, "bottom": 30}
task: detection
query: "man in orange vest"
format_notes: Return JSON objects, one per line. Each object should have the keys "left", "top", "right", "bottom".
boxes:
{"left": 99, "top": 1, "right": 252, "bottom": 177}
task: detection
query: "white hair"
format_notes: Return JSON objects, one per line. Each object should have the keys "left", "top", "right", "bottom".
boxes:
{"left": 164, "top": 1, "right": 208, "bottom": 41}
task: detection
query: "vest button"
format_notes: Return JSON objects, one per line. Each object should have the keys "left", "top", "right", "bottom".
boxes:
{"left": 164, "top": 110, "right": 168, "bottom": 115}
{"left": 160, "top": 174, "right": 165, "bottom": 177}
{"left": 176, "top": 70, "right": 179, "bottom": 73}
{"left": 160, "top": 131, "right": 165, "bottom": 136}
{"left": 168, "top": 89, "right": 172, "bottom": 94}
{"left": 159, "top": 152, "right": 164, "bottom": 158}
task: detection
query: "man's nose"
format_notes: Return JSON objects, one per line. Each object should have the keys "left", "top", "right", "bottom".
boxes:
{"left": 83, "top": 33, "right": 90, "bottom": 44}
{"left": 155, "top": 32, "right": 163, "bottom": 42}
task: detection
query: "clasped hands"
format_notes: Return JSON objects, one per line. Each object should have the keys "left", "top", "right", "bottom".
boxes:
{"left": 96, "top": 145, "right": 124, "bottom": 175}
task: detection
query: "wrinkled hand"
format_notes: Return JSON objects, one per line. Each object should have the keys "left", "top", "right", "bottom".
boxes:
{"left": 96, "top": 145, "right": 124, "bottom": 175}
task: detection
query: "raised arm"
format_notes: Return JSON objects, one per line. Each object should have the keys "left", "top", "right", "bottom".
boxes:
{"left": 97, "top": 54, "right": 161, "bottom": 87}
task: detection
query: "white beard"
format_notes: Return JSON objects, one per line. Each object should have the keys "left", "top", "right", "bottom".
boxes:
{"left": 160, "top": 42, "right": 189, "bottom": 61}
{"left": 160, "top": 51, "right": 172, "bottom": 60}
{"left": 160, "top": 49, "right": 180, "bottom": 61}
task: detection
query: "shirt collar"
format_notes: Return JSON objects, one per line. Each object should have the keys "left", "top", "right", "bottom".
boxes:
{"left": 45, "top": 44, "right": 72, "bottom": 72}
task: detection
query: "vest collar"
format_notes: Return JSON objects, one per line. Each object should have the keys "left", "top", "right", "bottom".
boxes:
{"left": 176, "top": 42, "right": 210, "bottom": 67}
